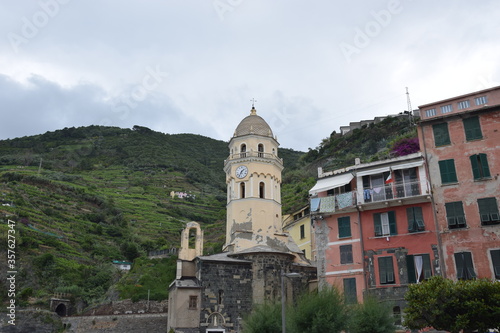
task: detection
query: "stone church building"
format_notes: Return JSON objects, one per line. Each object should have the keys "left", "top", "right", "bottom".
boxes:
{"left": 167, "top": 106, "right": 317, "bottom": 333}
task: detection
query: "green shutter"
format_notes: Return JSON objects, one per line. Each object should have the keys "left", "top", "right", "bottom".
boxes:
{"left": 463, "top": 116, "right": 482, "bottom": 141}
{"left": 407, "top": 208, "right": 415, "bottom": 232}
{"left": 470, "top": 155, "right": 481, "bottom": 179}
{"left": 388, "top": 211, "right": 397, "bottom": 235}
{"left": 422, "top": 254, "right": 432, "bottom": 279}
{"left": 343, "top": 278, "right": 357, "bottom": 304}
{"left": 406, "top": 255, "right": 416, "bottom": 283}
{"left": 490, "top": 250, "right": 500, "bottom": 279}
{"left": 374, "top": 213, "right": 382, "bottom": 236}
{"left": 454, "top": 252, "right": 465, "bottom": 279}
{"left": 338, "top": 216, "right": 351, "bottom": 238}
{"left": 433, "top": 123, "right": 451, "bottom": 146}
{"left": 439, "top": 159, "right": 457, "bottom": 184}
{"left": 379, "top": 257, "right": 387, "bottom": 284}
{"left": 479, "top": 153, "right": 491, "bottom": 178}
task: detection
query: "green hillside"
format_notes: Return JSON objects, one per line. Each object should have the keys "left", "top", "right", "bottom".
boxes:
{"left": 0, "top": 125, "right": 304, "bottom": 309}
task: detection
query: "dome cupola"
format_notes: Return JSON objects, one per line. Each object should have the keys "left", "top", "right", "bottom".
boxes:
{"left": 233, "top": 106, "right": 274, "bottom": 138}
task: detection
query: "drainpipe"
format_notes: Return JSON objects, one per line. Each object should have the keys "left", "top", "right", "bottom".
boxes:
{"left": 354, "top": 170, "right": 368, "bottom": 300}
{"left": 419, "top": 122, "right": 446, "bottom": 278}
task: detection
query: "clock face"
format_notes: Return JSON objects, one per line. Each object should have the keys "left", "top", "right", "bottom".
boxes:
{"left": 235, "top": 165, "right": 248, "bottom": 179}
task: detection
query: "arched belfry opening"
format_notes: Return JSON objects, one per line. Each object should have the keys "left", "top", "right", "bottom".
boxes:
{"left": 258, "top": 143, "right": 264, "bottom": 157}
{"left": 259, "top": 182, "right": 265, "bottom": 198}
{"left": 240, "top": 144, "right": 246, "bottom": 158}
{"left": 240, "top": 182, "right": 246, "bottom": 199}
{"left": 178, "top": 221, "right": 204, "bottom": 261}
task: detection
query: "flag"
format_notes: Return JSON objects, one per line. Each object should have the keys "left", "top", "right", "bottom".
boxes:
{"left": 385, "top": 172, "right": 393, "bottom": 184}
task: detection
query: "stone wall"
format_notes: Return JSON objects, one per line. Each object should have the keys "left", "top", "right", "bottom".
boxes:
{"left": 83, "top": 299, "right": 168, "bottom": 315}
{"left": 198, "top": 259, "right": 253, "bottom": 333}
{"left": 61, "top": 313, "right": 167, "bottom": 333}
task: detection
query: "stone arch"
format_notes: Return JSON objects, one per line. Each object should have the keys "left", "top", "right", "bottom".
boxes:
{"left": 50, "top": 298, "right": 71, "bottom": 316}
{"left": 55, "top": 303, "right": 67, "bottom": 316}
{"left": 207, "top": 312, "right": 226, "bottom": 327}
{"left": 178, "top": 222, "right": 204, "bottom": 260}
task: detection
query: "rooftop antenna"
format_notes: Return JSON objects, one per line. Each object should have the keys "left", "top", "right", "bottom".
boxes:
{"left": 406, "top": 87, "right": 414, "bottom": 126}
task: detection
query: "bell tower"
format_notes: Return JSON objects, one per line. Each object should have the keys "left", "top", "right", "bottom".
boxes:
{"left": 223, "top": 106, "right": 286, "bottom": 253}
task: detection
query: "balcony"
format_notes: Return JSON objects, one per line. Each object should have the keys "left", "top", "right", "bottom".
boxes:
{"left": 224, "top": 151, "right": 283, "bottom": 165}
{"left": 311, "top": 180, "right": 430, "bottom": 215}
{"left": 361, "top": 179, "right": 425, "bottom": 203}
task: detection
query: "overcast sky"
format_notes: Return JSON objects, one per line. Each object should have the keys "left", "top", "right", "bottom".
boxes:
{"left": 1, "top": 1, "right": 499, "bottom": 151}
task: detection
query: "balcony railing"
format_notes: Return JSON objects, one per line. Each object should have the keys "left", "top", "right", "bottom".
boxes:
{"left": 312, "top": 180, "right": 430, "bottom": 214}
{"left": 225, "top": 151, "right": 283, "bottom": 164}
{"left": 361, "top": 180, "right": 427, "bottom": 203}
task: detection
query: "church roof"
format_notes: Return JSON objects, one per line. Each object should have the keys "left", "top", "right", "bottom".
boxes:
{"left": 233, "top": 107, "right": 274, "bottom": 138}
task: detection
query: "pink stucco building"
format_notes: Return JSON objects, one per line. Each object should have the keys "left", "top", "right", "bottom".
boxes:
{"left": 418, "top": 86, "right": 500, "bottom": 281}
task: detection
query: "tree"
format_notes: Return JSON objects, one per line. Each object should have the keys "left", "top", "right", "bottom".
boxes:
{"left": 404, "top": 276, "right": 500, "bottom": 333}
{"left": 242, "top": 302, "right": 282, "bottom": 333}
{"left": 287, "top": 287, "right": 349, "bottom": 333}
{"left": 348, "top": 296, "right": 396, "bottom": 333}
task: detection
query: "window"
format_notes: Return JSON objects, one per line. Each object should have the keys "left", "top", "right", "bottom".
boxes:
{"left": 407, "top": 207, "right": 425, "bottom": 232}
{"left": 490, "top": 249, "right": 500, "bottom": 279}
{"left": 240, "top": 182, "right": 245, "bottom": 199}
{"left": 478, "top": 197, "right": 500, "bottom": 225}
{"left": 454, "top": 252, "right": 476, "bottom": 280}
{"left": 300, "top": 224, "right": 305, "bottom": 239}
{"left": 470, "top": 154, "right": 491, "bottom": 180}
{"left": 425, "top": 108, "right": 436, "bottom": 117}
{"left": 259, "top": 182, "right": 265, "bottom": 198}
{"left": 338, "top": 216, "right": 351, "bottom": 238}
{"left": 463, "top": 116, "right": 483, "bottom": 141}
{"left": 438, "top": 159, "right": 458, "bottom": 184}
{"left": 240, "top": 144, "right": 246, "bottom": 157}
{"left": 393, "top": 306, "right": 402, "bottom": 326}
{"left": 378, "top": 256, "right": 395, "bottom": 284}
{"left": 394, "top": 168, "right": 420, "bottom": 198}
{"left": 457, "top": 100, "right": 470, "bottom": 110}
{"left": 340, "top": 245, "right": 353, "bottom": 264}
{"left": 432, "top": 123, "right": 451, "bottom": 146}
{"left": 446, "top": 201, "right": 466, "bottom": 229}
{"left": 374, "top": 211, "right": 397, "bottom": 236}
{"left": 343, "top": 278, "right": 357, "bottom": 304}
{"left": 218, "top": 290, "right": 224, "bottom": 305}
{"left": 406, "top": 254, "right": 432, "bottom": 283}
{"left": 440, "top": 104, "right": 452, "bottom": 114}
{"left": 258, "top": 143, "right": 264, "bottom": 157}
{"left": 189, "top": 296, "right": 198, "bottom": 309}
{"left": 475, "top": 95, "right": 488, "bottom": 105}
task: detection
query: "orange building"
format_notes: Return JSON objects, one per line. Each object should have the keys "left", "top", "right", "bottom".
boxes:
{"left": 418, "top": 86, "right": 500, "bottom": 281}
{"left": 309, "top": 152, "right": 439, "bottom": 319}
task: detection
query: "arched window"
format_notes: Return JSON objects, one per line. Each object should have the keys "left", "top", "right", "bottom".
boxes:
{"left": 240, "top": 144, "right": 246, "bottom": 158}
{"left": 393, "top": 306, "right": 402, "bottom": 326}
{"left": 240, "top": 182, "right": 245, "bottom": 198}
{"left": 258, "top": 144, "right": 264, "bottom": 157}
{"left": 259, "top": 182, "right": 265, "bottom": 198}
